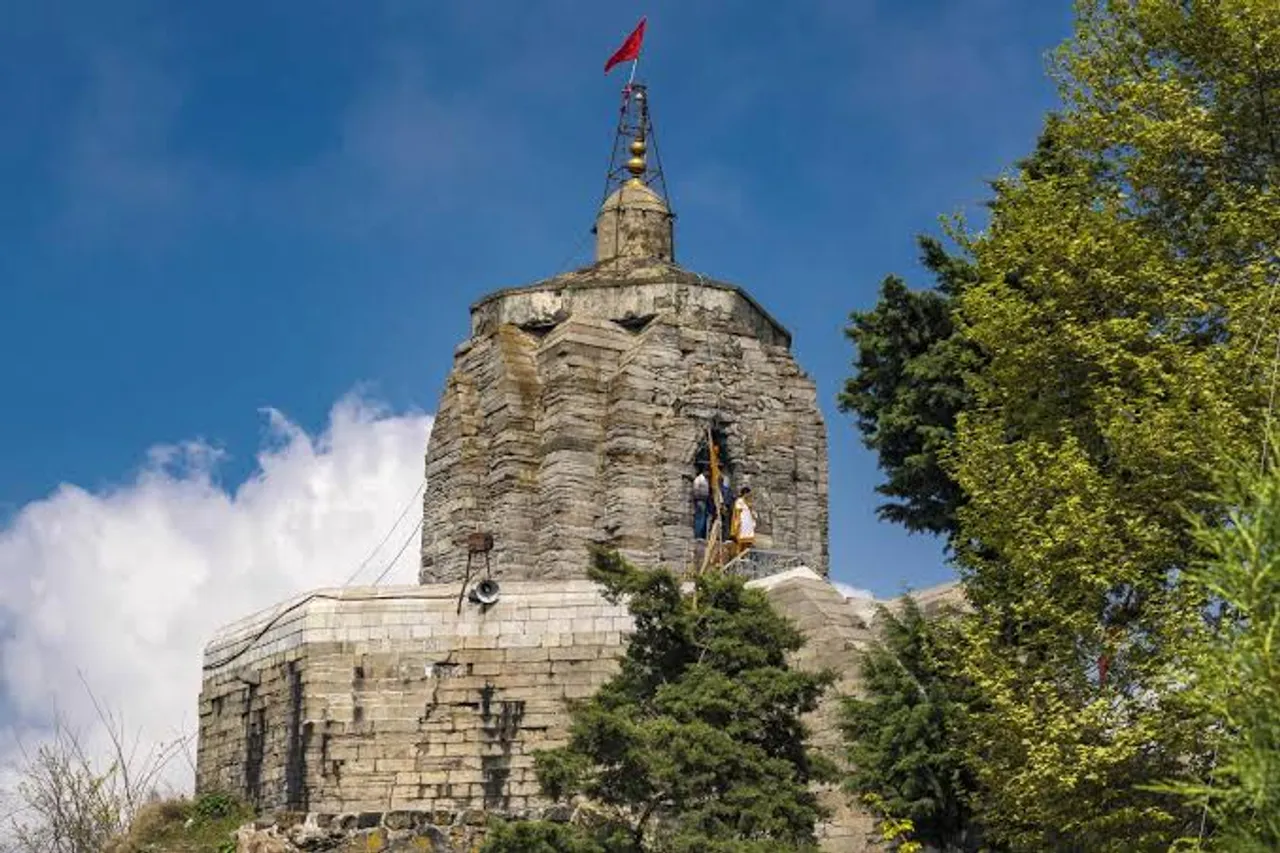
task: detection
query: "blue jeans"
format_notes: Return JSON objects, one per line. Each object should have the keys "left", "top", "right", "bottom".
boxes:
{"left": 693, "top": 499, "right": 710, "bottom": 539}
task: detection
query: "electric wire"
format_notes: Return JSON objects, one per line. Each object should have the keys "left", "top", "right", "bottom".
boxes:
{"left": 1244, "top": 260, "right": 1280, "bottom": 466}
{"left": 1235, "top": 252, "right": 1280, "bottom": 465}
{"left": 205, "top": 481, "right": 427, "bottom": 671}
{"left": 1246, "top": 276, "right": 1280, "bottom": 365}
{"left": 1261, "top": 324, "right": 1280, "bottom": 466}
{"left": 341, "top": 479, "right": 424, "bottom": 587}
{"left": 552, "top": 226, "right": 595, "bottom": 274}
{"left": 202, "top": 584, "right": 455, "bottom": 672}
{"left": 368, "top": 516, "right": 425, "bottom": 587}
{"left": 1205, "top": 262, "right": 1280, "bottom": 841}
{"left": 206, "top": 517, "right": 426, "bottom": 671}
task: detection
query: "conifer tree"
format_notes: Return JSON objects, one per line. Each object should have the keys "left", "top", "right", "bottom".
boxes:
{"left": 482, "top": 549, "right": 834, "bottom": 853}
{"left": 840, "top": 237, "right": 978, "bottom": 539}
{"left": 841, "top": 597, "right": 979, "bottom": 852}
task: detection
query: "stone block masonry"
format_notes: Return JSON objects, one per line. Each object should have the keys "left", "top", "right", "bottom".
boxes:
{"left": 420, "top": 257, "right": 829, "bottom": 585}
{"left": 197, "top": 581, "right": 630, "bottom": 817}
{"left": 195, "top": 570, "right": 939, "bottom": 851}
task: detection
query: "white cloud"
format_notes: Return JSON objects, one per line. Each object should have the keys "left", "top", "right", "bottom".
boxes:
{"left": 0, "top": 394, "right": 430, "bottom": 800}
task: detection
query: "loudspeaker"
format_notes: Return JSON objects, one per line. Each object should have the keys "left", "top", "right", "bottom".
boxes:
{"left": 471, "top": 578, "right": 500, "bottom": 606}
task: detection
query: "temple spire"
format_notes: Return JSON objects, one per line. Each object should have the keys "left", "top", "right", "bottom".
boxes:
{"left": 594, "top": 82, "right": 675, "bottom": 263}
{"left": 602, "top": 83, "right": 670, "bottom": 204}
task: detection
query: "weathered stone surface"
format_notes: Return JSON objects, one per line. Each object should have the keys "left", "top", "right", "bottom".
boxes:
{"left": 197, "top": 581, "right": 628, "bottom": 817}
{"left": 421, "top": 257, "right": 829, "bottom": 584}
{"left": 234, "top": 811, "right": 485, "bottom": 852}
{"left": 747, "top": 569, "right": 881, "bottom": 852}
{"left": 595, "top": 179, "right": 674, "bottom": 263}
{"left": 197, "top": 570, "right": 961, "bottom": 851}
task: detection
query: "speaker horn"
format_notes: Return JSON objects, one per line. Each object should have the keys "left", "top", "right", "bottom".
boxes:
{"left": 470, "top": 578, "right": 500, "bottom": 606}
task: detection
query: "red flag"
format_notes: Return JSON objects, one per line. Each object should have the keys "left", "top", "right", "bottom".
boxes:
{"left": 604, "top": 18, "right": 646, "bottom": 74}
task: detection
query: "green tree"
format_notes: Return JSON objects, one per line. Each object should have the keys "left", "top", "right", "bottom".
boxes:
{"left": 481, "top": 820, "right": 609, "bottom": 853}
{"left": 839, "top": 236, "right": 977, "bottom": 538}
{"left": 841, "top": 597, "right": 979, "bottom": 852}
{"left": 944, "top": 0, "right": 1279, "bottom": 849}
{"left": 1161, "top": 449, "right": 1280, "bottom": 852}
{"left": 482, "top": 549, "right": 834, "bottom": 853}
{"left": 839, "top": 122, "right": 1074, "bottom": 542}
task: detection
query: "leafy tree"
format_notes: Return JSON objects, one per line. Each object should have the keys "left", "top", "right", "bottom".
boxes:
{"left": 943, "top": 0, "right": 1279, "bottom": 849}
{"left": 839, "top": 236, "right": 977, "bottom": 538}
{"left": 482, "top": 549, "right": 834, "bottom": 853}
{"left": 841, "top": 597, "right": 979, "bottom": 852}
{"left": 840, "top": 117, "right": 1081, "bottom": 543}
{"left": 1160, "top": 449, "right": 1280, "bottom": 852}
{"left": 844, "top": 0, "right": 1280, "bottom": 847}
{"left": 839, "top": 118, "right": 1081, "bottom": 543}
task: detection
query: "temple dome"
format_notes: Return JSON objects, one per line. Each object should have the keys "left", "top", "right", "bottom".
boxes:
{"left": 594, "top": 179, "right": 673, "bottom": 263}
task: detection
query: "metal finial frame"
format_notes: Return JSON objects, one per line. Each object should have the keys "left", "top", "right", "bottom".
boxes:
{"left": 600, "top": 82, "right": 672, "bottom": 208}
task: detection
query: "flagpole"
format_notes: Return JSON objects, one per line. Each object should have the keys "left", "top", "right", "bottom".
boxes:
{"left": 621, "top": 56, "right": 640, "bottom": 123}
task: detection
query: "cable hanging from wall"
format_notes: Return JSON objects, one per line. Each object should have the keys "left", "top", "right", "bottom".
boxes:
{"left": 202, "top": 480, "right": 428, "bottom": 671}
{"left": 367, "top": 516, "right": 425, "bottom": 587}
{"left": 341, "top": 478, "right": 425, "bottom": 587}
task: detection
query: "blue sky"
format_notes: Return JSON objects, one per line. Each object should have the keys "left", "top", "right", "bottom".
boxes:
{"left": 0, "top": 0, "right": 1073, "bottom": 600}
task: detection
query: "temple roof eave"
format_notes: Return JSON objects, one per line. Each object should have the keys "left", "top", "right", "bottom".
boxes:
{"left": 467, "top": 259, "right": 793, "bottom": 348}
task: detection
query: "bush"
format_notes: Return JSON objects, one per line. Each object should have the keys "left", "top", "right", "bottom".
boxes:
{"left": 1, "top": 678, "right": 192, "bottom": 853}
{"left": 103, "top": 793, "right": 251, "bottom": 853}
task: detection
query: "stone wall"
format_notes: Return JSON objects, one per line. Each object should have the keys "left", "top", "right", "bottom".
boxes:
{"left": 421, "top": 258, "right": 829, "bottom": 585}
{"left": 196, "top": 570, "right": 942, "bottom": 852}
{"left": 750, "top": 569, "right": 883, "bottom": 851}
{"left": 468, "top": 263, "right": 791, "bottom": 348}
{"left": 198, "top": 582, "right": 628, "bottom": 816}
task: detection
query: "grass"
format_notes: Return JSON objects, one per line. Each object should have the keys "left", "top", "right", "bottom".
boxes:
{"left": 104, "top": 792, "right": 253, "bottom": 853}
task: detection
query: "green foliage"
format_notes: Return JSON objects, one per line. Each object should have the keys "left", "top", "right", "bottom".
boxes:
{"left": 839, "top": 130, "right": 1076, "bottom": 542}
{"left": 189, "top": 792, "right": 238, "bottom": 822}
{"left": 481, "top": 819, "right": 609, "bottom": 853}
{"left": 841, "top": 598, "right": 977, "bottom": 851}
{"left": 482, "top": 549, "right": 833, "bottom": 853}
{"left": 1159, "top": 450, "right": 1280, "bottom": 851}
{"left": 839, "top": 236, "right": 978, "bottom": 538}
{"left": 938, "top": 0, "right": 1280, "bottom": 849}
{"left": 104, "top": 794, "right": 251, "bottom": 853}
{"left": 841, "top": 0, "right": 1279, "bottom": 847}
{"left": 860, "top": 793, "right": 924, "bottom": 853}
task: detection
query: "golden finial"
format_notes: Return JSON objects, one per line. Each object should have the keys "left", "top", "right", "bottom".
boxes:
{"left": 600, "top": 81, "right": 669, "bottom": 207}
{"left": 626, "top": 134, "right": 647, "bottom": 178}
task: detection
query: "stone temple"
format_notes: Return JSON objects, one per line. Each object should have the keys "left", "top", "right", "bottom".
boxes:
{"left": 419, "top": 159, "right": 828, "bottom": 584}
{"left": 196, "top": 84, "right": 959, "bottom": 851}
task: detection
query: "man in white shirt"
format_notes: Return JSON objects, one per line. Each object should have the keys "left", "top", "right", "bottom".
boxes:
{"left": 692, "top": 467, "right": 710, "bottom": 540}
